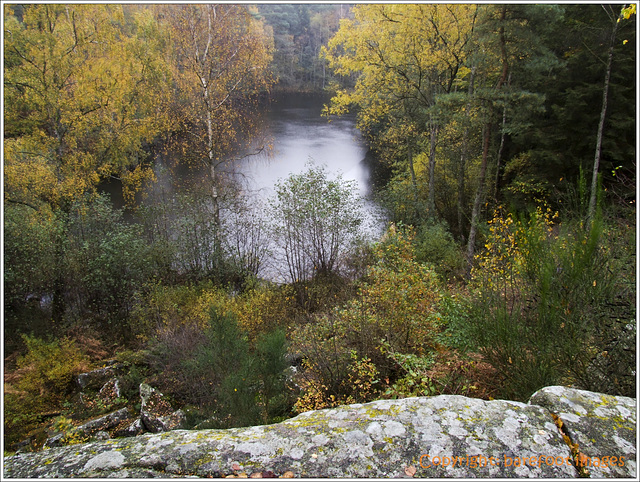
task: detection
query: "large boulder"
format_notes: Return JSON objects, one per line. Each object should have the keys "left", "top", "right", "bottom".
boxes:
{"left": 529, "top": 386, "right": 636, "bottom": 478}
{"left": 3, "top": 387, "right": 635, "bottom": 478}
{"left": 76, "top": 362, "right": 124, "bottom": 391}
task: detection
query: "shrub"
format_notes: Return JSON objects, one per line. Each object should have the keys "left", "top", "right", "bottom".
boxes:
{"left": 338, "top": 224, "right": 443, "bottom": 375}
{"left": 468, "top": 205, "right": 632, "bottom": 400}
{"left": 269, "top": 163, "right": 366, "bottom": 283}
{"left": 4, "top": 335, "right": 90, "bottom": 447}
{"left": 294, "top": 350, "right": 380, "bottom": 412}
{"left": 413, "top": 221, "right": 465, "bottom": 281}
{"left": 291, "top": 225, "right": 445, "bottom": 408}
{"left": 65, "top": 195, "right": 157, "bottom": 338}
{"left": 227, "top": 283, "right": 297, "bottom": 341}
{"left": 147, "top": 306, "right": 293, "bottom": 428}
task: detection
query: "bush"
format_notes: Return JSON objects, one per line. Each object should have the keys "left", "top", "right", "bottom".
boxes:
{"left": 147, "top": 306, "right": 293, "bottom": 428}
{"left": 270, "top": 163, "right": 366, "bottom": 283}
{"left": 4, "top": 335, "right": 90, "bottom": 447}
{"left": 413, "top": 221, "right": 465, "bottom": 281}
{"left": 290, "top": 225, "right": 445, "bottom": 408}
{"left": 65, "top": 195, "right": 158, "bottom": 339}
{"left": 468, "top": 205, "right": 634, "bottom": 400}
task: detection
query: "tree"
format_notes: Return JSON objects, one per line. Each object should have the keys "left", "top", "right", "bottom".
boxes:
{"left": 588, "top": 4, "right": 634, "bottom": 219}
{"left": 4, "top": 4, "right": 169, "bottom": 211}
{"left": 4, "top": 4, "right": 171, "bottom": 322}
{"left": 464, "top": 3, "right": 562, "bottom": 273}
{"left": 323, "top": 4, "right": 478, "bottom": 218}
{"left": 270, "top": 165, "right": 365, "bottom": 283}
{"left": 162, "top": 4, "right": 273, "bottom": 235}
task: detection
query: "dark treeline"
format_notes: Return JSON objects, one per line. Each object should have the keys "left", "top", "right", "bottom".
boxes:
{"left": 3, "top": 4, "right": 635, "bottom": 452}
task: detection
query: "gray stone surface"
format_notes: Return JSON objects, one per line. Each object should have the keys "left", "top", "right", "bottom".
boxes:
{"left": 3, "top": 387, "right": 635, "bottom": 478}
{"left": 529, "top": 385, "right": 636, "bottom": 478}
{"left": 113, "top": 418, "right": 145, "bottom": 438}
{"left": 76, "top": 363, "right": 124, "bottom": 391}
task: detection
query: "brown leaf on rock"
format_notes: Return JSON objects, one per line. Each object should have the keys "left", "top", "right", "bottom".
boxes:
{"left": 404, "top": 465, "right": 417, "bottom": 477}
{"left": 280, "top": 471, "right": 295, "bottom": 478}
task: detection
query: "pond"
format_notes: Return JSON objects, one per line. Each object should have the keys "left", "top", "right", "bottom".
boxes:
{"left": 106, "top": 92, "right": 386, "bottom": 280}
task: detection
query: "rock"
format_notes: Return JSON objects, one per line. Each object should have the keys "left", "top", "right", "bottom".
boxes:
{"left": 98, "top": 378, "right": 121, "bottom": 404}
{"left": 93, "top": 431, "right": 111, "bottom": 441}
{"left": 43, "top": 408, "right": 132, "bottom": 449}
{"left": 10, "top": 438, "right": 33, "bottom": 454}
{"left": 4, "top": 387, "right": 635, "bottom": 478}
{"left": 76, "top": 363, "right": 124, "bottom": 391}
{"left": 139, "top": 383, "right": 186, "bottom": 433}
{"left": 112, "top": 418, "right": 144, "bottom": 438}
{"left": 529, "top": 385, "right": 636, "bottom": 478}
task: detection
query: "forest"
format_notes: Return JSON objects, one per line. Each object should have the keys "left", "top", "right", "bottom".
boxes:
{"left": 3, "top": 3, "right": 636, "bottom": 452}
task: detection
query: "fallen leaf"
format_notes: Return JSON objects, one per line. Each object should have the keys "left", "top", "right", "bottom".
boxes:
{"left": 262, "top": 471, "right": 276, "bottom": 478}
{"left": 404, "top": 465, "right": 416, "bottom": 477}
{"left": 238, "top": 473, "right": 248, "bottom": 478}
{"left": 280, "top": 471, "right": 295, "bottom": 478}
{"left": 232, "top": 463, "right": 241, "bottom": 471}
{"left": 250, "top": 473, "right": 263, "bottom": 479}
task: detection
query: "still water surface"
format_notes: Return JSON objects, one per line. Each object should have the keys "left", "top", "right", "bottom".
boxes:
{"left": 108, "top": 92, "right": 385, "bottom": 279}
{"left": 234, "top": 93, "right": 374, "bottom": 199}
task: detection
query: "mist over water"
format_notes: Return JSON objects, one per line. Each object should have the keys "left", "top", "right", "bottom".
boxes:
{"left": 104, "top": 92, "right": 385, "bottom": 281}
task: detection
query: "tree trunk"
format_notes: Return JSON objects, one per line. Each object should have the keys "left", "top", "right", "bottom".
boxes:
{"left": 465, "top": 5, "right": 509, "bottom": 277}
{"left": 206, "top": 105, "right": 222, "bottom": 251}
{"left": 493, "top": 76, "right": 510, "bottom": 202}
{"left": 457, "top": 65, "right": 476, "bottom": 241}
{"left": 589, "top": 12, "right": 619, "bottom": 219}
{"left": 465, "top": 124, "right": 491, "bottom": 277}
{"left": 426, "top": 123, "right": 438, "bottom": 218}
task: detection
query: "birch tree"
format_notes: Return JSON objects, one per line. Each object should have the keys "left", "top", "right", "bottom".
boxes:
{"left": 164, "top": 4, "right": 273, "bottom": 233}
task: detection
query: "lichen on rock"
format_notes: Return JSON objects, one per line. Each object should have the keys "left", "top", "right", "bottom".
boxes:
{"left": 3, "top": 386, "right": 635, "bottom": 478}
{"left": 529, "top": 385, "right": 636, "bottom": 478}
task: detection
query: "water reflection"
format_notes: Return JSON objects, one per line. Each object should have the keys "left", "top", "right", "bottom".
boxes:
{"left": 234, "top": 93, "right": 373, "bottom": 201}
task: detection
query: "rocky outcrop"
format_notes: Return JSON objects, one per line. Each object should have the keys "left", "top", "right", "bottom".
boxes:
{"left": 3, "top": 386, "right": 635, "bottom": 478}
{"left": 76, "top": 362, "right": 124, "bottom": 391}
{"left": 43, "top": 408, "right": 132, "bottom": 449}
{"left": 529, "top": 386, "right": 636, "bottom": 478}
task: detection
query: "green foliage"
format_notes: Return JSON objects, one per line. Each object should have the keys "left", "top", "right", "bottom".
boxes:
{"left": 294, "top": 350, "right": 380, "bottom": 412}
{"left": 16, "top": 335, "right": 90, "bottom": 398}
{"left": 413, "top": 222, "right": 465, "bottom": 281}
{"left": 257, "top": 4, "right": 345, "bottom": 91}
{"left": 4, "top": 335, "right": 90, "bottom": 446}
{"left": 64, "top": 195, "right": 158, "bottom": 337}
{"left": 381, "top": 345, "right": 437, "bottom": 399}
{"left": 254, "top": 329, "right": 292, "bottom": 423}
{"left": 270, "top": 163, "right": 366, "bottom": 284}
{"left": 339, "top": 225, "right": 443, "bottom": 373}
{"left": 3, "top": 204, "right": 62, "bottom": 347}
{"left": 148, "top": 307, "right": 292, "bottom": 428}
{"left": 468, "top": 206, "right": 634, "bottom": 400}
{"left": 378, "top": 174, "right": 429, "bottom": 227}
{"left": 291, "top": 225, "right": 445, "bottom": 409}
